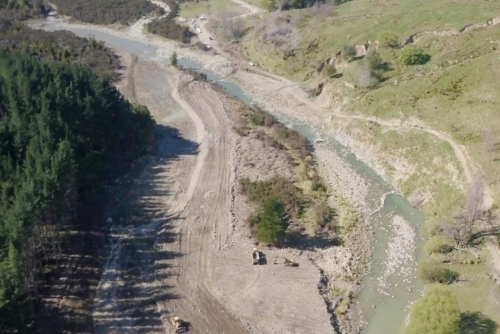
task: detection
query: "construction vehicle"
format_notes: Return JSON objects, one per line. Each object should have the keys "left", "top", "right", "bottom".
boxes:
{"left": 252, "top": 248, "right": 260, "bottom": 265}
{"left": 170, "top": 316, "right": 189, "bottom": 333}
{"left": 273, "top": 255, "right": 296, "bottom": 267}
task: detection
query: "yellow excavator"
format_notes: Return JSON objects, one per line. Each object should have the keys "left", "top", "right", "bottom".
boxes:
{"left": 273, "top": 255, "right": 296, "bottom": 267}
{"left": 170, "top": 316, "right": 189, "bottom": 333}
{"left": 252, "top": 248, "right": 260, "bottom": 265}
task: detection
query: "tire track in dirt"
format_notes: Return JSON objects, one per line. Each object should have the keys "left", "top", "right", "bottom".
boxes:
{"left": 92, "top": 60, "right": 203, "bottom": 334}
{"left": 127, "top": 54, "right": 138, "bottom": 103}
{"left": 161, "top": 77, "right": 250, "bottom": 334}
{"left": 165, "top": 79, "right": 334, "bottom": 334}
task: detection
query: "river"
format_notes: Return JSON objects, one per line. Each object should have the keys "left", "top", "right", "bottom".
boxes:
{"left": 38, "top": 22, "right": 425, "bottom": 334}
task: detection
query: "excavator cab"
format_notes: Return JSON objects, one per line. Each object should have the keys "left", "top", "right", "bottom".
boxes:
{"left": 170, "top": 316, "right": 189, "bottom": 333}
{"left": 252, "top": 247, "right": 260, "bottom": 265}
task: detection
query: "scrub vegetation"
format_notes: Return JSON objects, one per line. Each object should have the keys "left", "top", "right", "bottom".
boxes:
{"left": 0, "top": 0, "right": 47, "bottom": 20}
{"left": 234, "top": 104, "right": 338, "bottom": 244}
{"left": 52, "top": 0, "right": 162, "bottom": 24}
{"left": 0, "top": 19, "right": 120, "bottom": 80}
{"left": 146, "top": 0, "right": 193, "bottom": 43}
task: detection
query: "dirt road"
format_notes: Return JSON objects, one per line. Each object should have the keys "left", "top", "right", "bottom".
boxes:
{"left": 95, "top": 51, "right": 335, "bottom": 334}
{"left": 157, "top": 76, "right": 334, "bottom": 334}
{"left": 230, "top": 0, "right": 264, "bottom": 17}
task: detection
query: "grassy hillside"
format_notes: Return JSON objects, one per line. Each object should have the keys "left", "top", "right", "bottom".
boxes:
{"left": 243, "top": 0, "right": 499, "bottom": 80}
{"left": 243, "top": 0, "right": 500, "bottom": 203}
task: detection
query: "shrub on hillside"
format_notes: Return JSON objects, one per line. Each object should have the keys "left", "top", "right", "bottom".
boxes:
{"left": 256, "top": 12, "right": 299, "bottom": 58}
{"left": 378, "top": 31, "right": 400, "bottom": 48}
{"left": 400, "top": 46, "right": 431, "bottom": 65}
{"left": 425, "top": 235, "right": 454, "bottom": 255}
{"left": 308, "top": 203, "right": 336, "bottom": 230}
{"left": 356, "top": 63, "right": 379, "bottom": 88}
{"left": 323, "top": 64, "right": 337, "bottom": 78}
{"left": 147, "top": 17, "right": 192, "bottom": 43}
{"left": 357, "top": 50, "right": 386, "bottom": 87}
{"left": 365, "top": 50, "right": 383, "bottom": 71}
{"left": 342, "top": 44, "right": 357, "bottom": 61}
{"left": 405, "top": 285, "right": 462, "bottom": 334}
{"left": 418, "top": 260, "right": 458, "bottom": 283}
{"left": 263, "top": 0, "right": 330, "bottom": 11}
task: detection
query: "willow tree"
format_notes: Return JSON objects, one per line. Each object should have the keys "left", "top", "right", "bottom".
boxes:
{"left": 406, "top": 285, "right": 461, "bottom": 334}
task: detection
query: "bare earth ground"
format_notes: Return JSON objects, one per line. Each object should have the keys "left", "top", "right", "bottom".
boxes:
{"left": 100, "top": 50, "right": 336, "bottom": 334}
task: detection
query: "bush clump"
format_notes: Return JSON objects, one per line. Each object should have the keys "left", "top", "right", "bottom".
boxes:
{"left": 342, "top": 44, "right": 357, "bottom": 61}
{"left": 357, "top": 50, "right": 387, "bottom": 87}
{"left": 147, "top": 17, "right": 192, "bottom": 43}
{"left": 146, "top": 0, "right": 193, "bottom": 43}
{"left": 418, "top": 260, "right": 458, "bottom": 284}
{"left": 405, "top": 285, "right": 461, "bottom": 334}
{"left": 323, "top": 64, "right": 337, "bottom": 78}
{"left": 308, "top": 203, "right": 336, "bottom": 230}
{"left": 425, "top": 235, "right": 454, "bottom": 255}
{"left": 250, "top": 197, "right": 290, "bottom": 243}
{"left": 378, "top": 31, "right": 400, "bottom": 48}
{"left": 240, "top": 176, "right": 304, "bottom": 215}
{"left": 400, "top": 46, "right": 431, "bottom": 65}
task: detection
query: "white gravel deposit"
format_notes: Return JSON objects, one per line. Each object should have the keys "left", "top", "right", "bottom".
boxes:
{"left": 377, "top": 215, "right": 416, "bottom": 294}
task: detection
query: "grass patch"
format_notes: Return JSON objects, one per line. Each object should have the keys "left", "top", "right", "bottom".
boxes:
{"left": 179, "top": 0, "right": 234, "bottom": 18}
{"left": 444, "top": 262, "right": 500, "bottom": 333}
{"left": 243, "top": 0, "right": 499, "bottom": 80}
{"left": 416, "top": 249, "right": 500, "bottom": 333}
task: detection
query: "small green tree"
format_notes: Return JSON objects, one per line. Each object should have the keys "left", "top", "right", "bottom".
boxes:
{"left": 406, "top": 285, "right": 462, "bottom": 334}
{"left": 360, "top": 50, "right": 386, "bottom": 85}
{"left": 342, "top": 45, "right": 357, "bottom": 61}
{"left": 256, "top": 197, "right": 289, "bottom": 243}
{"left": 378, "top": 31, "right": 400, "bottom": 48}
{"left": 323, "top": 65, "right": 337, "bottom": 78}
{"left": 400, "top": 46, "right": 431, "bottom": 65}
{"left": 170, "top": 51, "right": 178, "bottom": 67}
{"left": 365, "top": 50, "right": 383, "bottom": 71}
